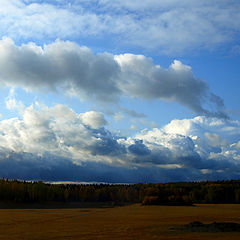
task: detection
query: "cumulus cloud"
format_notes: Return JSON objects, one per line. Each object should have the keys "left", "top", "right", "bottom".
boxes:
{"left": 0, "top": 38, "right": 227, "bottom": 117}
{"left": 0, "top": 103, "right": 125, "bottom": 163}
{"left": 163, "top": 116, "right": 240, "bottom": 142}
{"left": 0, "top": 38, "right": 120, "bottom": 102}
{"left": 204, "top": 132, "right": 228, "bottom": 147}
{"left": 0, "top": 103, "right": 239, "bottom": 182}
{"left": 128, "top": 140, "right": 151, "bottom": 156}
{"left": 115, "top": 55, "right": 227, "bottom": 118}
{"left": 1, "top": 0, "right": 240, "bottom": 53}
{"left": 118, "top": 116, "right": 240, "bottom": 176}
{"left": 79, "top": 111, "right": 107, "bottom": 129}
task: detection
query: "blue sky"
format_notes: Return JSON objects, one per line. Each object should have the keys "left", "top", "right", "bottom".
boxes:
{"left": 0, "top": 0, "right": 240, "bottom": 183}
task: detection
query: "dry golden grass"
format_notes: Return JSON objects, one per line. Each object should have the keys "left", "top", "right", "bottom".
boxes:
{"left": 0, "top": 204, "right": 240, "bottom": 239}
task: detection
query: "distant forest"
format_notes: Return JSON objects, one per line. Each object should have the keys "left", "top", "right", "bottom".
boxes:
{"left": 1, "top": 178, "right": 240, "bottom": 205}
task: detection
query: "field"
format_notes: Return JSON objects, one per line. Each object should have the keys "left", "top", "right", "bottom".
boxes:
{"left": 0, "top": 204, "right": 240, "bottom": 239}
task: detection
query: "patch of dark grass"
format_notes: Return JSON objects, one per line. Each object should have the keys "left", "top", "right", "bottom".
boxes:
{"left": 174, "top": 221, "right": 240, "bottom": 232}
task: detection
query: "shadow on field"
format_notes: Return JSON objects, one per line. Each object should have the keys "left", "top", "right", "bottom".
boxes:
{"left": 173, "top": 221, "right": 240, "bottom": 233}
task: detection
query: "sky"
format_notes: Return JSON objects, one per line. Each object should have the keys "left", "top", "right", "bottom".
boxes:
{"left": 0, "top": 0, "right": 240, "bottom": 183}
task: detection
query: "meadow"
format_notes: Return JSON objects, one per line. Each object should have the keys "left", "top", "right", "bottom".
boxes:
{"left": 0, "top": 204, "right": 240, "bottom": 240}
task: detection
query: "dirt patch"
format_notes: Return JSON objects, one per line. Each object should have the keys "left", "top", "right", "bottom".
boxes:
{"left": 178, "top": 221, "right": 240, "bottom": 232}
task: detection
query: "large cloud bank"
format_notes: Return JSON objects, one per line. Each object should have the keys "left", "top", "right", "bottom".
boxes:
{"left": 1, "top": 0, "right": 240, "bottom": 53}
{"left": 0, "top": 38, "right": 226, "bottom": 118}
{"left": 0, "top": 104, "right": 239, "bottom": 182}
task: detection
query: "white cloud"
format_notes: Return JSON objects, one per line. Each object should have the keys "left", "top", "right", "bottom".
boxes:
{"left": 127, "top": 116, "right": 240, "bottom": 173}
{"left": 204, "top": 132, "right": 228, "bottom": 147}
{"left": 0, "top": 0, "right": 239, "bottom": 53}
{"left": 0, "top": 38, "right": 227, "bottom": 117}
{"left": 130, "top": 124, "right": 139, "bottom": 131}
{"left": 5, "top": 98, "right": 19, "bottom": 110}
{"left": 0, "top": 104, "right": 123, "bottom": 163}
{"left": 0, "top": 103, "right": 239, "bottom": 181}
{"left": 115, "top": 53, "right": 226, "bottom": 117}
{"left": 163, "top": 116, "right": 240, "bottom": 142}
{"left": 79, "top": 111, "right": 107, "bottom": 129}
{"left": 5, "top": 88, "right": 24, "bottom": 111}
{"left": 0, "top": 38, "right": 120, "bottom": 102}
{"left": 114, "top": 112, "right": 124, "bottom": 122}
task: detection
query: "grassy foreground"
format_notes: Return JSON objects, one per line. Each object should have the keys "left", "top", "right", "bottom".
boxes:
{"left": 0, "top": 204, "right": 240, "bottom": 239}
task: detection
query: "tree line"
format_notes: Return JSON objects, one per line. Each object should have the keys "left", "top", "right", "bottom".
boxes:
{"left": 0, "top": 178, "right": 240, "bottom": 205}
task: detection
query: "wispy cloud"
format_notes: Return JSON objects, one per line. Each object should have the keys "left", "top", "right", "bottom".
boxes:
{"left": 1, "top": 0, "right": 239, "bottom": 54}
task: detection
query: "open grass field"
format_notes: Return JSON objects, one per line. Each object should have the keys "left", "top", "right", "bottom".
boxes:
{"left": 0, "top": 204, "right": 240, "bottom": 239}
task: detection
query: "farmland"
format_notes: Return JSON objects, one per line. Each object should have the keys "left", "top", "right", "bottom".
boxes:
{"left": 0, "top": 204, "right": 240, "bottom": 239}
